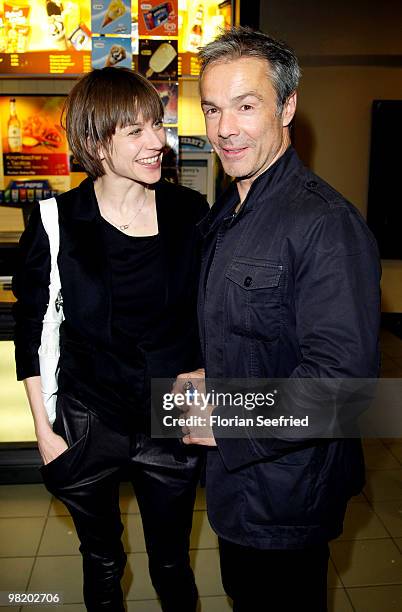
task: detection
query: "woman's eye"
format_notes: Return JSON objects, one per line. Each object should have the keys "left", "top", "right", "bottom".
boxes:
{"left": 154, "top": 120, "right": 164, "bottom": 129}
{"left": 129, "top": 129, "right": 142, "bottom": 136}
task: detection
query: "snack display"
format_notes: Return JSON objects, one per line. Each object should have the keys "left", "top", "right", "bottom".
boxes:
{"left": 152, "top": 81, "right": 178, "bottom": 124}
{"left": 102, "top": 0, "right": 126, "bottom": 28}
{"left": 91, "top": 35, "right": 132, "bottom": 69}
{"left": 2, "top": 98, "right": 65, "bottom": 155}
{"left": 105, "top": 43, "right": 127, "bottom": 66}
{"left": 138, "top": 0, "right": 177, "bottom": 36}
{"left": 178, "top": 0, "right": 231, "bottom": 73}
{"left": 0, "top": 0, "right": 231, "bottom": 76}
{"left": 2, "top": 0, "right": 31, "bottom": 53}
{"left": 0, "top": 0, "right": 91, "bottom": 74}
{"left": 145, "top": 42, "right": 177, "bottom": 78}
{"left": 22, "top": 114, "right": 63, "bottom": 149}
{"left": 91, "top": 0, "right": 131, "bottom": 35}
{"left": 0, "top": 95, "right": 70, "bottom": 193}
{"left": 187, "top": 3, "right": 203, "bottom": 53}
{"left": 68, "top": 23, "right": 91, "bottom": 51}
{"left": 143, "top": 2, "right": 172, "bottom": 30}
{"left": 7, "top": 98, "right": 22, "bottom": 153}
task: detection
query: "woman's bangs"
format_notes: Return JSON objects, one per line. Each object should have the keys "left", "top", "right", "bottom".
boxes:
{"left": 116, "top": 87, "right": 163, "bottom": 129}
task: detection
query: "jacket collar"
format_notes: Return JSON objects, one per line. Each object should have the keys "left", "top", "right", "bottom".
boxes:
{"left": 198, "top": 146, "right": 303, "bottom": 237}
{"left": 242, "top": 145, "right": 301, "bottom": 206}
{"left": 57, "top": 177, "right": 99, "bottom": 222}
{"left": 198, "top": 179, "right": 238, "bottom": 237}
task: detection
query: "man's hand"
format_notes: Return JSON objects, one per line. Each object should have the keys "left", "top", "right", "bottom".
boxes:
{"left": 172, "top": 368, "right": 205, "bottom": 394}
{"left": 173, "top": 368, "right": 217, "bottom": 447}
{"left": 182, "top": 435, "right": 217, "bottom": 446}
{"left": 182, "top": 401, "right": 217, "bottom": 446}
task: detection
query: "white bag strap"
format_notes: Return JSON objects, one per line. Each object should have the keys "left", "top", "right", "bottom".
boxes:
{"left": 39, "top": 197, "right": 60, "bottom": 297}
{"left": 39, "top": 197, "right": 63, "bottom": 319}
{"left": 38, "top": 197, "right": 63, "bottom": 425}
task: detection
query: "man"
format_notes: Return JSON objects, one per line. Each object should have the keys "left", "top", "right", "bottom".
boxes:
{"left": 179, "top": 26, "right": 381, "bottom": 611}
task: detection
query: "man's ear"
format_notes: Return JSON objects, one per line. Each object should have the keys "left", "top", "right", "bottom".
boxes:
{"left": 282, "top": 91, "right": 297, "bottom": 127}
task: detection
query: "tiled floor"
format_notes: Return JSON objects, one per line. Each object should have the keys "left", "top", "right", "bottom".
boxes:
{"left": 0, "top": 329, "right": 401, "bottom": 611}
{"left": 0, "top": 466, "right": 402, "bottom": 612}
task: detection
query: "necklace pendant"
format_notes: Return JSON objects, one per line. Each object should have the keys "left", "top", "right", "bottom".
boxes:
{"left": 119, "top": 224, "right": 129, "bottom": 230}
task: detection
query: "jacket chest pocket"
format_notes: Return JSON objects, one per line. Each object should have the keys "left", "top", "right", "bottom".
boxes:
{"left": 225, "top": 258, "right": 283, "bottom": 341}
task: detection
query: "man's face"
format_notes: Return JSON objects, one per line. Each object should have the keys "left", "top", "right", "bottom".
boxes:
{"left": 200, "top": 57, "right": 296, "bottom": 182}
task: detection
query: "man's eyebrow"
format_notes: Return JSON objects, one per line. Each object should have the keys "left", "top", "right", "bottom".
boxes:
{"left": 201, "top": 92, "right": 264, "bottom": 106}
{"left": 233, "top": 91, "right": 264, "bottom": 102}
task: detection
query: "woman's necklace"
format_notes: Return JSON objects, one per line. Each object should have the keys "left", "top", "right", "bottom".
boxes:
{"left": 102, "top": 187, "right": 148, "bottom": 231}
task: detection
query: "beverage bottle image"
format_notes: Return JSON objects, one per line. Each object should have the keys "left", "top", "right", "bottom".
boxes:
{"left": 8, "top": 98, "right": 22, "bottom": 152}
{"left": 187, "top": 4, "right": 203, "bottom": 52}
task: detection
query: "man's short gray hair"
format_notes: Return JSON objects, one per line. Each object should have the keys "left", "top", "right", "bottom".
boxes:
{"left": 198, "top": 26, "right": 301, "bottom": 114}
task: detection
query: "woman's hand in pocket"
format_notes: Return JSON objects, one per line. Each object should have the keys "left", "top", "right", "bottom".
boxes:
{"left": 37, "top": 429, "right": 69, "bottom": 465}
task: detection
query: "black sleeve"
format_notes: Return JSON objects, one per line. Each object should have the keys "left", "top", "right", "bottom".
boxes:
{"left": 189, "top": 188, "right": 210, "bottom": 223}
{"left": 198, "top": 195, "right": 210, "bottom": 221}
{"left": 190, "top": 191, "right": 209, "bottom": 369}
{"left": 12, "top": 205, "right": 51, "bottom": 380}
{"left": 213, "top": 206, "right": 381, "bottom": 471}
{"left": 289, "top": 207, "right": 381, "bottom": 378}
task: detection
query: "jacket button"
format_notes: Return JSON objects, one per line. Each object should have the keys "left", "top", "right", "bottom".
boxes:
{"left": 307, "top": 180, "right": 318, "bottom": 189}
{"left": 244, "top": 276, "right": 253, "bottom": 287}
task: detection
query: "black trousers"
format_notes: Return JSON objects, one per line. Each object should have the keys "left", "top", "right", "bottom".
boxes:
{"left": 40, "top": 393, "right": 201, "bottom": 612}
{"left": 219, "top": 538, "right": 330, "bottom": 612}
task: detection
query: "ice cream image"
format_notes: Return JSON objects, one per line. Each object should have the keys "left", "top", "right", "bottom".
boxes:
{"left": 101, "top": 0, "right": 126, "bottom": 29}
{"left": 69, "top": 24, "right": 91, "bottom": 51}
{"left": 105, "top": 44, "right": 127, "bottom": 67}
{"left": 145, "top": 42, "right": 177, "bottom": 78}
{"left": 46, "top": 0, "right": 67, "bottom": 49}
{"left": 143, "top": 2, "right": 173, "bottom": 31}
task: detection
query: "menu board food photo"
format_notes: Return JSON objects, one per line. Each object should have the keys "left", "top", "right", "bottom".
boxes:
{"left": 138, "top": 0, "right": 178, "bottom": 37}
{"left": 0, "top": 95, "right": 70, "bottom": 198}
{"left": 0, "top": 0, "right": 91, "bottom": 74}
{"left": 0, "top": 0, "right": 232, "bottom": 76}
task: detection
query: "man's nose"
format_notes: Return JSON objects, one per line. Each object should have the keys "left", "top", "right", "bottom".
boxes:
{"left": 218, "top": 111, "right": 239, "bottom": 139}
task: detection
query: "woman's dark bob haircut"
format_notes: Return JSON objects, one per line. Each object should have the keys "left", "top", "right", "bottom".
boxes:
{"left": 62, "top": 67, "right": 164, "bottom": 180}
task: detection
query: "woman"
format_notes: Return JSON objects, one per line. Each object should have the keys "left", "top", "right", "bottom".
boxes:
{"left": 12, "top": 67, "right": 209, "bottom": 612}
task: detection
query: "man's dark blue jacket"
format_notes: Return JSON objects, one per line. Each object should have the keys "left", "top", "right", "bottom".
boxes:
{"left": 198, "top": 147, "right": 381, "bottom": 549}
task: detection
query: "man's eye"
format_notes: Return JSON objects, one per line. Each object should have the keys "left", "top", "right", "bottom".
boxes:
{"left": 205, "top": 108, "right": 217, "bottom": 116}
{"left": 241, "top": 104, "right": 253, "bottom": 111}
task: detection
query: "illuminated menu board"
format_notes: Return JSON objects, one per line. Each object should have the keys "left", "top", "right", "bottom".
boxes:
{"left": 178, "top": 0, "right": 232, "bottom": 76}
{"left": 0, "top": 0, "right": 232, "bottom": 77}
{"left": 0, "top": 95, "right": 70, "bottom": 195}
{"left": 0, "top": 0, "right": 91, "bottom": 75}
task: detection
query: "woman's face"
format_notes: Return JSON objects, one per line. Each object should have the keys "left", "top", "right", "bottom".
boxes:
{"left": 102, "top": 116, "right": 166, "bottom": 184}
